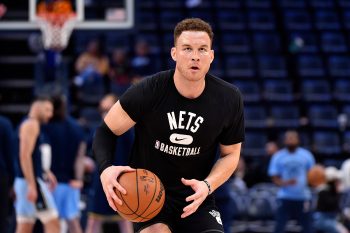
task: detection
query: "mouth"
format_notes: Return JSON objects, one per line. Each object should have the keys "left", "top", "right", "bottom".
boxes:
{"left": 190, "top": 66, "right": 200, "bottom": 71}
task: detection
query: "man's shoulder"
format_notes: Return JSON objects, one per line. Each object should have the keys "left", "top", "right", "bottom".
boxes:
{"left": 136, "top": 70, "right": 172, "bottom": 91}
{"left": 297, "top": 147, "right": 313, "bottom": 157}
{"left": 207, "top": 73, "right": 241, "bottom": 97}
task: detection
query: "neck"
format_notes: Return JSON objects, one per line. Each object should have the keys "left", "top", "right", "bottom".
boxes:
{"left": 173, "top": 70, "right": 205, "bottom": 99}
{"left": 28, "top": 110, "right": 39, "bottom": 122}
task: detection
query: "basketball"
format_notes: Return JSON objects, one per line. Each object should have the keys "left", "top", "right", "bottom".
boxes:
{"left": 308, "top": 165, "right": 326, "bottom": 187}
{"left": 113, "top": 169, "right": 165, "bottom": 222}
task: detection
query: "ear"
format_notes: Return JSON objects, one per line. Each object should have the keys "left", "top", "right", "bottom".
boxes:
{"left": 210, "top": 49, "right": 214, "bottom": 64}
{"left": 171, "top": 47, "right": 176, "bottom": 61}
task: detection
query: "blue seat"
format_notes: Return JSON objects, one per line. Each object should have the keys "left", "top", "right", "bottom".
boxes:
{"left": 269, "top": 105, "right": 300, "bottom": 128}
{"left": 105, "top": 32, "right": 131, "bottom": 52}
{"left": 279, "top": 0, "right": 307, "bottom": 8}
{"left": 297, "top": 55, "right": 325, "bottom": 77}
{"left": 334, "top": 80, "right": 350, "bottom": 102}
{"left": 288, "top": 31, "right": 318, "bottom": 53}
{"left": 214, "top": 0, "right": 242, "bottom": 9}
{"left": 314, "top": 10, "right": 341, "bottom": 30}
{"left": 136, "top": 33, "right": 161, "bottom": 54}
{"left": 339, "top": 0, "right": 350, "bottom": 7}
{"left": 301, "top": 80, "right": 332, "bottom": 102}
{"left": 253, "top": 33, "right": 281, "bottom": 53}
{"left": 187, "top": 10, "right": 213, "bottom": 24}
{"left": 343, "top": 11, "right": 350, "bottom": 29}
{"left": 225, "top": 55, "right": 255, "bottom": 78}
{"left": 328, "top": 55, "right": 350, "bottom": 77}
{"left": 246, "top": 191, "right": 276, "bottom": 220}
{"left": 162, "top": 33, "right": 174, "bottom": 53}
{"left": 243, "top": 132, "right": 268, "bottom": 156}
{"left": 159, "top": 0, "right": 183, "bottom": 8}
{"left": 341, "top": 105, "right": 350, "bottom": 127}
{"left": 136, "top": 11, "right": 158, "bottom": 31}
{"left": 310, "top": 0, "right": 334, "bottom": 8}
{"left": 159, "top": 11, "right": 185, "bottom": 30}
{"left": 217, "top": 10, "right": 246, "bottom": 30}
{"left": 312, "top": 131, "right": 341, "bottom": 155}
{"left": 284, "top": 10, "right": 312, "bottom": 30}
{"left": 221, "top": 33, "right": 251, "bottom": 53}
{"left": 343, "top": 131, "right": 350, "bottom": 153}
{"left": 321, "top": 32, "right": 347, "bottom": 53}
{"left": 308, "top": 105, "right": 338, "bottom": 128}
{"left": 209, "top": 59, "right": 224, "bottom": 77}
{"left": 248, "top": 11, "right": 276, "bottom": 30}
{"left": 233, "top": 81, "right": 261, "bottom": 102}
{"left": 263, "top": 80, "right": 295, "bottom": 102}
{"left": 257, "top": 55, "right": 287, "bottom": 78}
{"left": 246, "top": 0, "right": 272, "bottom": 8}
{"left": 244, "top": 106, "right": 267, "bottom": 128}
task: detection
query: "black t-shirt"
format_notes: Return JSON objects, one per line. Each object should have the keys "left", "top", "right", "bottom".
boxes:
{"left": 120, "top": 70, "right": 244, "bottom": 201}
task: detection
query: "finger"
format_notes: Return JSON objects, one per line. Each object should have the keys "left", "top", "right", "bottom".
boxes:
{"left": 186, "top": 192, "right": 201, "bottom": 202}
{"left": 105, "top": 192, "right": 118, "bottom": 211}
{"left": 121, "top": 166, "right": 136, "bottom": 172}
{"left": 181, "top": 178, "right": 195, "bottom": 186}
{"left": 183, "top": 201, "right": 198, "bottom": 213}
{"left": 181, "top": 208, "right": 196, "bottom": 218}
{"left": 108, "top": 185, "right": 122, "bottom": 205}
{"left": 112, "top": 179, "right": 127, "bottom": 195}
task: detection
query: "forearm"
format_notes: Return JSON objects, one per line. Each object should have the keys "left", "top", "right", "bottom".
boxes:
{"left": 74, "top": 142, "right": 86, "bottom": 181}
{"left": 92, "top": 121, "right": 117, "bottom": 174}
{"left": 20, "top": 153, "right": 36, "bottom": 186}
{"left": 205, "top": 151, "right": 240, "bottom": 193}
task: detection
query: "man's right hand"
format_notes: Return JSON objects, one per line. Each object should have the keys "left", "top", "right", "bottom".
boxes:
{"left": 100, "top": 165, "right": 135, "bottom": 211}
{"left": 27, "top": 183, "right": 38, "bottom": 203}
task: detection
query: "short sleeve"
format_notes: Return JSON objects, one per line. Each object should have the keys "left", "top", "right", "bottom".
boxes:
{"left": 219, "top": 88, "right": 245, "bottom": 145}
{"left": 268, "top": 153, "right": 280, "bottom": 177}
{"left": 119, "top": 77, "right": 155, "bottom": 122}
{"left": 306, "top": 150, "right": 316, "bottom": 170}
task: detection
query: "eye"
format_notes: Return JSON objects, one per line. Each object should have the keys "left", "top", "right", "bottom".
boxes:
{"left": 199, "top": 48, "right": 207, "bottom": 52}
{"left": 184, "top": 47, "right": 191, "bottom": 51}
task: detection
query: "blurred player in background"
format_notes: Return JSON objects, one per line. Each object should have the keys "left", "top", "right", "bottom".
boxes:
{"left": 43, "top": 95, "right": 86, "bottom": 233}
{"left": 268, "top": 130, "right": 315, "bottom": 233}
{"left": 13, "top": 96, "right": 60, "bottom": 233}
{"left": 85, "top": 94, "right": 133, "bottom": 233}
{"left": 0, "top": 114, "right": 15, "bottom": 233}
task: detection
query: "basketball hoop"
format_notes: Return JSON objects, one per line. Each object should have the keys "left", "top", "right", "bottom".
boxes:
{"left": 36, "top": 0, "right": 77, "bottom": 51}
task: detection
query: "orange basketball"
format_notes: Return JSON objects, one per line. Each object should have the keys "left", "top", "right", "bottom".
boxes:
{"left": 114, "top": 169, "right": 165, "bottom": 222}
{"left": 308, "top": 165, "right": 326, "bottom": 187}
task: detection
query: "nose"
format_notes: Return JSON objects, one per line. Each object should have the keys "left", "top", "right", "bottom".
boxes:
{"left": 191, "top": 51, "right": 200, "bottom": 61}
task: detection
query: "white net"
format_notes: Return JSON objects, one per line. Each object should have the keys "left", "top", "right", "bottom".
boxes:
{"left": 37, "top": 16, "right": 76, "bottom": 51}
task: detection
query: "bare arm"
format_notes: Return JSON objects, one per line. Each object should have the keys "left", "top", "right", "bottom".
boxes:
{"left": 19, "top": 119, "right": 39, "bottom": 187}
{"left": 104, "top": 100, "right": 136, "bottom": 135}
{"left": 181, "top": 143, "right": 241, "bottom": 218}
{"left": 70, "top": 141, "right": 87, "bottom": 189}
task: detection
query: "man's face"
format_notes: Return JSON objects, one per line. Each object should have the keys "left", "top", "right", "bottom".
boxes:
{"left": 40, "top": 101, "right": 53, "bottom": 123}
{"left": 284, "top": 132, "right": 299, "bottom": 151}
{"left": 171, "top": 31, "right": 214, "bottom": 82}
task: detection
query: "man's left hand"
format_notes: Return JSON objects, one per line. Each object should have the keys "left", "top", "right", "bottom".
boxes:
{"left": 181, "top": 178, "right": 209, "bottom": 218}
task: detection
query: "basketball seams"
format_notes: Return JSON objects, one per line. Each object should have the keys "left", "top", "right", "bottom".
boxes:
{"left": 134, "top": 171, "right": 158, "bottom": 219}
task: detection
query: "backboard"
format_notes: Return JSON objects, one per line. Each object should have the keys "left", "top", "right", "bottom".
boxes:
{"left": 0, "top": 0, "right": 134, "bottom": 30}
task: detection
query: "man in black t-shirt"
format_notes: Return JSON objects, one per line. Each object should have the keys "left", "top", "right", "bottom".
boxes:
{"left": 92, "top": 18, "right": 245, "bottom": 233}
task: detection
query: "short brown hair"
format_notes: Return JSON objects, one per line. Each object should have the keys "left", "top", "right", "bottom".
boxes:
{"left": 174, "top": 18, "right": 214, "bottom": 47}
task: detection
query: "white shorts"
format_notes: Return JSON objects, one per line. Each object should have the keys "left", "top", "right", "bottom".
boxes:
{"left": 14, "top": 177, "right": 58, "bottom": 223}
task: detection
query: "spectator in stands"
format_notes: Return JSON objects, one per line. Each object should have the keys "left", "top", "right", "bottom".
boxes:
{"left": 13, "top": 96, "right": 60, "bottom": 233}
{"left": 0, "top": 115, "right": 15, "bottom": 233}
{"left": 74, "top": 39, "right": 109, "bottom": 88}
{"left": 43, "top": 95, "right": 86, "bottom": 233}
{"left": 313, "top": 166, "right": 348, "bottom": 233}
{"left": 131, "top": 39, "right": 156, "bottom": 82}
{"left": 85, "top": 94, "right": 133, "bottom": 233}
{"left": 341, "top": 159, "right": 350, "bottom": 230}
{"left": 109, "top": 48, "right": 133, "bottom": 95}
{"left": 268, "top": 130, "right": 315, "bottom": 233}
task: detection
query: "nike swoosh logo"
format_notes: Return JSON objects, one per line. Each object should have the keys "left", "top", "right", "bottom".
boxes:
{"left": 170, "top": 133, "right": 193, "bottom": 145}
{"left": 175, "top": 137, "right": 186, "bottom": 141}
